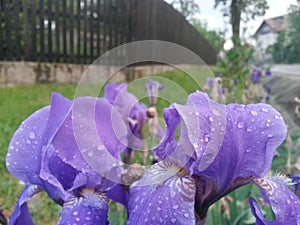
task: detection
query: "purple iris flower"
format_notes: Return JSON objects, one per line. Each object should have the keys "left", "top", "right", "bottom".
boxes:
{"left": 265, "top": 69, "right": 272, "bottom": 76}
{"left": 292, "top": 174, "right": 300, "bottom": 197}
{"left": 104, "top": 83, "right": 147, "bottom": 150}
{"left": 127, "top": 91, "right": 300, "bottom": 224}
{"left": 146, "top": 79, "right": 164, "bottom": 107}
{"left": 251, "top": 69, "right": 261, "bottom": 83}
{"left": 6, "top": 93, "right": 128, "bottom": 225}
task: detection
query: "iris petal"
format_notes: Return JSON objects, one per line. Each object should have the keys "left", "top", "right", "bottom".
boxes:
{"left": 57, "top": 189, "right": 109, "bottom": 225}
{"left": 252, "top": 176, "right": 300, "bottom": 224}
{"left": 127, "top": 161, "right": 196, "bottom": 225}
{"left": 249, "top": 198, "right": 282, "bottom": 225}
{"left": 9, "top": 185, "right": 42, "bottom": 225}
{"left": 6, "top": 106, "right": 50, "bottom": 185}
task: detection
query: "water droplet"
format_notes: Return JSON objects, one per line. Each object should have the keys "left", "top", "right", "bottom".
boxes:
{"left": 195, "top": 112, "right": 199, "bottom": 116}
{"left": 184, "top": 213, "right": 189, "bottom": 218}
{"left": 172, "top": 205, "right": 179, "bottom": 209}
{"left": 171, "top": 218, "right": 176, "bottom": 224}
{"left": 237, "top": 122, "right": 244, "bottom": 128}
{"left": 88, "top": 151, "right": 94, "bottom": 157}
{"left": 246, "top": 127, "right": 254, "bottom": 132}
{"left": 26, "top": 139, "right": 31, "bottom": 145}
{"left": 251, "top": 110, "right": 258, "bottom": 116}
{"left": 287, "top": 199, "right": 291, "bottom": 205}
{"left": 29, "top": 132, "right": 36, "bottom": 139}
{"left": 204, "top": 134, "right": 210, "bottom": 142}
{"left": 97, "top": 145, "right": 104, "bottom": 151}
{"left": 209, "top": 116, "right": 214, "bottom": 122}
{"left": 268, "top": 133, "right": 273, "bottom": 138}
{"left": 157, "top": 207, "right": 161, "bottom": 211}
{"left": 274, "top": 114, "right": 282, "bottom": 119}
{"left": 246, "top": 148, "right": 251, "bottom": 153}
{"left": 261, "top": 107, "right": 268, "bottom": 112}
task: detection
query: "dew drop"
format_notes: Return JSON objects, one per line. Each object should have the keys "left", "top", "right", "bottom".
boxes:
{"left": 261, "top": 107, "right": 268, "bottom": 112}
{"left": 171, "top": 218, "right": 176, "bottom": 224}
{"left": 237, "top": 122, "right": 244, "bottom": 129}
{"left": 29, "top": 132, "right": 36, "bottom": 139}
{"left": 172, "top": 205, "right": 179, "bottom": 209}
{"left": 184, "top": 213, "right": 189, "bottom": 218}
{"left": 246, "top": 148, "right": 251, "bottom": 153}
{"left": 209, "top": 116, "right": 214, "bottom": 122}
{"left": 204, "top": 134, "right": 210, "bottom": 142}
{"left": 26, "top": 139, "right": 31, "bottom": 145}
{"left": 251, "top": 110, "right": 258, "bottom": 116}
{"left": 246, "top": 127, "right": 253, "bottom": 132}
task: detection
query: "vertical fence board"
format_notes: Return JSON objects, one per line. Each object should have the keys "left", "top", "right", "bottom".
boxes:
{"left": 83, "top": 0, "right": 88, "bottom": 64}
{"left": 96, "top": 0, "right": 101, "bottom": 56}
{"left": 76, "top": 0, "right": 81, "bottom": 64}
{"left": 62, "top": 0, "right": 67, "bottom": 61}
{"left": 13, "top": 0, "right": 21, "bottom": 60}
{"left": 0, "top": 1, "right": 3, "bottom": 59}
{"left": 39, "top": 0, "right": 45, "bottom": 61}
{"left": 47, "top": 0, "right": 53, "bottom": 62}
{"left": 55, "top": 0, "right": 60, "bottom": 62}
{"left": 4, "top": 0, "right": 11, "bottom": 59}
{"left": 90, "top": 0, "right": 94, "bottom": 61}
{"left": 30, "top": 0, "right": 37, "bottom": 61}
{"left": 69, "top": 0, "right": 74, "bottom": 63}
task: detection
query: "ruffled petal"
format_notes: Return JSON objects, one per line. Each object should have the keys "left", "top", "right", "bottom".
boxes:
{"left": 57, "top": 189, "right": 109, "bottom": 225}
{"left": 127, "top": 161, "right": 196, "bottom": 225}
{"left": 252, "top": 176, "right": 300, "bottom": 224}
{"left": 6, "top": 106, "right": 50, "bottom": 184}
{"left": 9, "top": 185, "right": 42, "bottom": 225}
{"left": 249, "top": 198, "right": 282, "bottom": 225}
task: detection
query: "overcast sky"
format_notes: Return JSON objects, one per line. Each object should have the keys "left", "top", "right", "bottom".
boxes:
{"left": 166, "top": 0, "right": 297, "bottom": 45}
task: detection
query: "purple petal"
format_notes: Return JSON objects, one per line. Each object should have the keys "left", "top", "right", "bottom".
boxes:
{"left": 6, "top": 106, "right": 50, "bottom": 185}
{"left": 9, "top": 185, "right": 42, "bottom": 225}
{"left": 249, "top": 198, "right": 282, "bottom": 225}
{"left": 57, "top": 189, "right": 109, "bottom": 225}
{"left": 253, "top": 176, "right": 300, "bottom": 224}
{"left": 127, "top": 161, "right": 196, "bottom": 225}
{"left": 194, "top": 102, "right": 287, "bottom": 192}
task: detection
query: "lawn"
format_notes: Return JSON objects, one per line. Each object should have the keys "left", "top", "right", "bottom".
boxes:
{"left": 0, "top": 69, "right": 297, "bottom": 224}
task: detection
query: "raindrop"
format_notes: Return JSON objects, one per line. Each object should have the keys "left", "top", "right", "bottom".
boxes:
{"left": 157, "top": 207, "right": 161, "bottom": 211}
{"left": 172, "top": 205, "right": 179, "bottom": 209}
{"left": 171, "top": 218, "right": 176, "bottom": 224}
{"left": 267, "top": 133, "right": 273, "bottom": 138}
{"left": 184, "top": 213, "right": 189, "bottom": 218}
{"left": 246, "top": 148, "right": 251, "bottom": 153}
{"left": 246, "top": 127, "right": 254, "bottom": 132}
{"left": 251, "top": 110, "right": 258, "bottom": 116}
{"left": 274, "top": 114, "right": 282, "bottom": 119}
{"left": 287, "top": 199, "right": 291, "bottom": 205}
{"left": 237, "top": 122, "right": 244, "bottom": 129}
{"left": 29, "top": 132, "right": 36, "bottom": 139}
{"left": 204, "top": 134, "right": 210, "bottom": 142}
{"left": 261, "top": 107, "right": 268, "bottom": 113}
{"left": 26, "top": 139, "right": 31, "bottom": 145}
{"left": 209, "top": 116, "right": 214, "bottom": 122}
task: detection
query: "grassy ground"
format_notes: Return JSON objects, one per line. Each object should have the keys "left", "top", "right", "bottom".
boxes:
{"left": 0, "top": 69, "right": 298, "bottom": 224}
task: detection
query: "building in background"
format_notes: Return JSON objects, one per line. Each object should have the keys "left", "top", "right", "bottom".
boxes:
{"left": 254, "top": 15, "right": 288, "bottom": 63}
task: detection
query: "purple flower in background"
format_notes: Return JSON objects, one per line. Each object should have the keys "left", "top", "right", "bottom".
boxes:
{"left": 146, "top": 79, "right": 164, "bottom": 107}
{"left": 265, "top": 69, "right": 272, "bottom": 76}
{"left": 292, "top": 174, "right": 300, "bottom": 197}
{"left": 215, "top": 70, "right": 221, "bottom": 77}
{"left": 6, "top": 93, "right": 128, "bottom": 225}
{"left": 127, "top": 91, "right": 300, "bottom": 224}
{"left": 251, "top": 69, "right": 261, "bottom": 83}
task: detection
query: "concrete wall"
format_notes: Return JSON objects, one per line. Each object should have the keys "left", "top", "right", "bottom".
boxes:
{"left": 0, "top": 61, "right": 177, "bottom": 87}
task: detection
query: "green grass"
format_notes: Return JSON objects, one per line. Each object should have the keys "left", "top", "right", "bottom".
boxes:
{"left": 0, "top": 83, "right": 76, "bottom": 224}
{"left": 0, "top": 68, "right": 298, "bottom": 224}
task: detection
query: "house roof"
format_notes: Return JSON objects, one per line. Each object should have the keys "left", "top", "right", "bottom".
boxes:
{"left": 255, "top": 15, "right": 287, "bottom": 35}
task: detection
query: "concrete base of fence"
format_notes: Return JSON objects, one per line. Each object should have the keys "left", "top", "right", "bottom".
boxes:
{"left": 0, "top": 61, "right": 179, "bottom": 87}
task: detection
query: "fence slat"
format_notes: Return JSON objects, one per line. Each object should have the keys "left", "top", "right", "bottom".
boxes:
{"left": 0, "top": 1, "right": 3, "bottom": 59}
{"left": 39, "top": 0, "right": 45, "bottom": 61}
{"left": 62, "top": 0, "right": 67, "bottom": 61}
{"left": 55, "top": 0, "right": 60, "bottom": 62}
{"left": 76, "top": 0, "right": 81, "bottom": 64}
{"left": 47, "top": 0, "right": 53, "bottom": 62}
{"left": 69, "top": 0, "right": 74, "bottom": 63}
{"left": 83, "top": 0, "right": 88, "bottom": 64}
{"left": 90, "top": 0, "right": 94, "bottom": 61}
{"left": 30, "top": 0, "right": 37, "bottom": 61}
{"left": 4, "top": 0, "right": 11, "bottom": 60}
{"left": 96, "top": 0, "right": 101, "bottom": 56}
{"left": 13, "top": 0, "right": 21, "bottom": 60}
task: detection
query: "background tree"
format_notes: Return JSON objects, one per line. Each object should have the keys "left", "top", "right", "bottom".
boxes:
{"left": 192, "top": 19, "right": 225, "bottom": 53}
{"left": 214, "top": 0, "right": 269, "bottom": 47}
{"left": 170, "top": 0, "right": 199, "bottom": 19}
{"left": 268, "top": 0, "right": 300, "bottom": 63}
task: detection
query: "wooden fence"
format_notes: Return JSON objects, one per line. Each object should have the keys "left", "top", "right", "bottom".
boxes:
{"left": 0, "top": 0, "right": 217, "bottom": 65}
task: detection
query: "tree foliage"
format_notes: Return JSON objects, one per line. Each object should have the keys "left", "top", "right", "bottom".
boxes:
{"left": 214, "top": 0, "right": 269, "bottom": 46}
{"left": 191, "top": 19, "right": 225, "bottom": 52}
{"left": 268, "top": 0, "right": 300, "bottom": 63}
{"left": 170, "top": 0, "right": 199, "bottom": 19}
